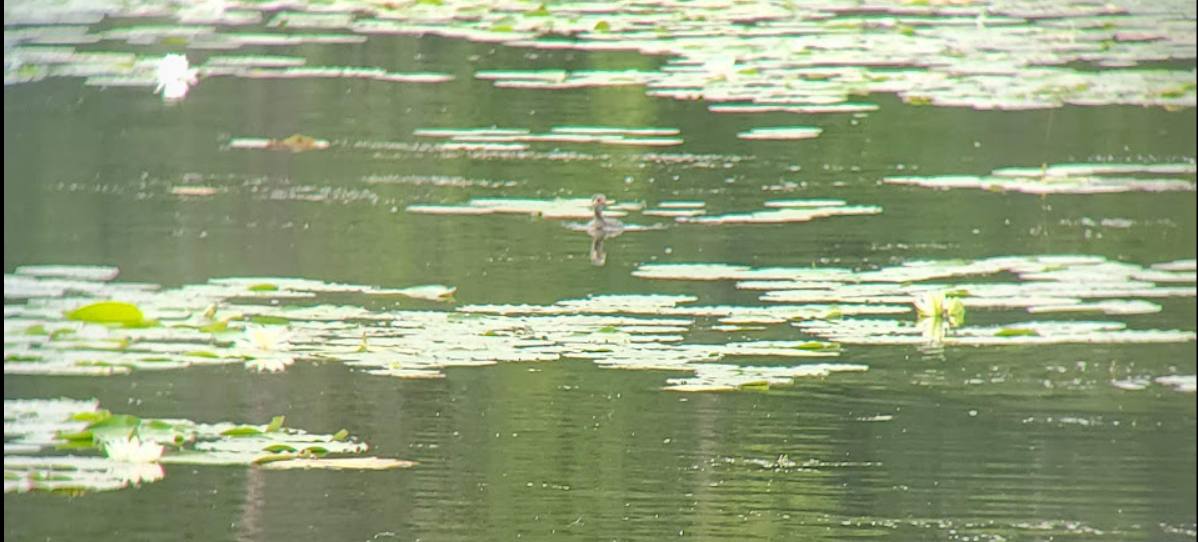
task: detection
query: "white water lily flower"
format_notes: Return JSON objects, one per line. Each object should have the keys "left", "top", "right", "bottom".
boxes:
{"left": 914, "top": 291, "right": 965, "bottom": 323}
{"left": 241, "top": 324, "right": 291, "bottom": 351}
{"left": 155, "top": 54, "right": 198, "bottom": 101}
{"left": 914, "top": 292, "right": 965, "bottom": 344}
{"left": 239, "top": 324, "right": 295, "bottom": 372}
{"left": 245, "top": 356, "right": 295, "bottom": 373}
{"left": 914, "top": 291, "right": 946, "bottom": 318}
{"left": 703, "top": 55, "right": 738, "bottom": 82}
{"left": 104, "top": 436, "right": 165, "bottom": 463}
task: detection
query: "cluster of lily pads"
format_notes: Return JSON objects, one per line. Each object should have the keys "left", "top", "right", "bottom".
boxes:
{"left": 6, "top": 255, "right": 1195, "bottom": 395}
{"left": 3, "top": 397, "right": 412, "bottom": 494}
{"left": 414, "top": 125, "right": 685, "bottom": 149}
{"left": 885, "top": 161, "right": 1196, "bottom": 194}
{"left": 226, "top": 125, "right": 691, "bottom": 160}
{"left": 633, "top": 254, "right": 1196, "bottom": 352}
{"left": 407, "top": 195, "right": 881, "bottom": 226}
{"left": 5, "top": 264, "right": 861, "bottom": 391}
{"left": 234, "top": 129, "right": 749, "bottom": 167}
{"left": 6, "top": 0, "right": 1194, "bottom": 111}
{"left": 4, "top": 43, "right": 451, "bottom": 101}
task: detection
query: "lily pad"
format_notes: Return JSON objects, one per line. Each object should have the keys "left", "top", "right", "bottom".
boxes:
{"left": 259, "top": 457, "right": 417, "bottom": 470}
{"left": 736, "top": 126, "right": 823, "bottom": 140}
{"left": 65, "top": 302, "right": 146, "bottom": 326}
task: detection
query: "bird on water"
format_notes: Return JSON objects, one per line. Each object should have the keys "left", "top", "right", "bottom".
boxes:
{"left": 586, "top": 194, "right": 624, "bottom": 234}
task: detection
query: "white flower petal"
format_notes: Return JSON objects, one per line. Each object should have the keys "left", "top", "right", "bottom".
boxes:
{"left": 104, "top": 436, "right": 164, "bottom": 463}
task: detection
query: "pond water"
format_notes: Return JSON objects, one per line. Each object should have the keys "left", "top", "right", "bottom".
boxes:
{"left": 4, "top": 1, "right": 1197, "bottom": 540}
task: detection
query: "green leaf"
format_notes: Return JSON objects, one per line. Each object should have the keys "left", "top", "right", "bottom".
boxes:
{"left": 199, "top": 321, "right": 229, "bottom": 333}
{"left": 248, "top": 283, "right": 279, "bottom": 292}
{"left": 793, "top": 341, "right": 838, "bottom": 351}
{"left": 122, "top": 318, "right": 160, "bottom": 329}
{"left": 24, "top": 324, "right": 49, "bottom": 335}
{"left": 56, "top": 430, "right": 95, "bottom": 442}
{"left": 946, "top": 298, "right": 966, "bottom": 325}
{"left": 249, "top": 315, "right": 290, "bottom": 326}
{"left": 331, "top": 429, "right": 350, "bottom": 442}
{"left": 5, "top": 354, "right": 41, "bottom": 362}
{"left": 265, "top": 416, "right": 285, "bottom": 433}
{"left": 72, "top": 409, "right": 111, "bottom": 423}
{"left": 221, "top": 426, "right": 263, "bottom": 437}
{"left": 526, "top": 4, "right": 550, "bottom": 16}
{"left": 76, "top": 360, "right": 131, "bottom": 368}
{"left": 302, "top": 446, "right": 329, "bottom": 456}
{"left": 84, "top": 414, "right": 140, "bottom": 441}
{"left": 263, "top": 444, "right": 298, "bottom": 454}
{"left": 54, "top": 440, "right": 98, "bottom": 451}
{"left": 739, "top": 381, "right": 771, "bottom": 391}
{"left": 66, "top": 301, "right": 145, "bottom": 325}
{"left": 186, "top": 350, "right": 220, "bottom": 359}
{"left": 995, "top": 328, "right": 1040, "bottom": 337}
{"left": 254, "top": 453, "right": 298, "bottom": 465}
{"left": 594, "top": 20, "right": 610, "bottom": 32}
{"left": 87, "top": 414, "right": 141, "bottom": 431}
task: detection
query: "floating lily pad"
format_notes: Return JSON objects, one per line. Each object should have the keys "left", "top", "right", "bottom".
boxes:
{"left": 736, "top": 127, "right": 823, "bottom": 140}
{"left": 886, "top": 162, "right": 1195, "bottom": 194}
{"left": 1156, "top": 375, "right": 1197, "bottom": 392}
{"left": 387, "top": 285, "right": 457, "bottom": 301}
{"left": 14, "top": 266, "right": 120, "bottom": 281}
{"left": 259, "top": 457, "right": 417, "bottom": 470}
{"left": 414, "top": 126, "right": 682, "bottom": 147}
{"left": 170, "top": 186, "right": 218, "bottom": 196}
{"left": 65, "top": 302, "right": 146, "bottom": 326}
{"left": 683, "top": 204, "right": 882, "bottom": 225}
{"left": 664, "top": 363, "right": 868, "bottom": 392}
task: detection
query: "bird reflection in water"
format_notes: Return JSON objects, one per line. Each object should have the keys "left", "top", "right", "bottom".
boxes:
{"left": 568, "top": 194, "right": 665, "bottom": 266}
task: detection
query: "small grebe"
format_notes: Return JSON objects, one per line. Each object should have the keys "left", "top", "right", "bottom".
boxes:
{"left": 586, "top": 194, "right": 624, "bottom": 233}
